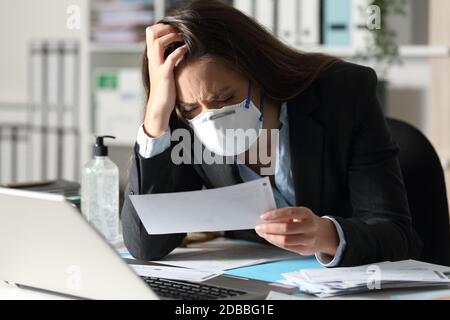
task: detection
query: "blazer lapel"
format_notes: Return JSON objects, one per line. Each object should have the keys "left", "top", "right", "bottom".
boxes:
{"left": 182, "top": 126, "right": 243, "bottom": 189}
{"left": 287, "top": 87, "right": 324, "bottom": 214}
{"left": 193, "top": 138, "right": 243, "bottom": 189}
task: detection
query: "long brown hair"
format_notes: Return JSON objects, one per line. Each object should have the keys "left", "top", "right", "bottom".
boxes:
{"left": 142, "top": 0, "right": 341, "bottom": 104}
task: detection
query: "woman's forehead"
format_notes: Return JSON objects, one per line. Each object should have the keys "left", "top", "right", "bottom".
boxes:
{"left": 175, "top": 58, "right": 238, "bottom": 83}
{"left": 175, "top": 58, "right": 246, "bottom": 103}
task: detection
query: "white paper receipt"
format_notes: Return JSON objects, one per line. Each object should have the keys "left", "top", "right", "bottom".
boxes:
{"left": 129, "top": 177, "right": 276, "bottom": 235}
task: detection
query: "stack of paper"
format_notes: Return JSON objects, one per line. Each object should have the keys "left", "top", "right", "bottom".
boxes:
{"left": 281, "top": 260, "right": 450, "bottom": 298}
{"left": 91, "top": 0, "right": 155, "bottom": 43}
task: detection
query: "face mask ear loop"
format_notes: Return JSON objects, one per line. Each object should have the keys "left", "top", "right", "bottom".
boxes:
{"left": 245, "top": 82, "right": 252, "bottom": 109}
{"left": 259, "top": 90, "right": 266, "bottom": 122}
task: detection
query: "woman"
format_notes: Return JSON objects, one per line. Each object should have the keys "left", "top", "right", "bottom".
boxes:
{"left": 121, "top": 0, "right": 422, "bottom": 267}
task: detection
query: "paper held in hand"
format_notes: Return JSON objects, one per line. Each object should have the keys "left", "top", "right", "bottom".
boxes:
{"left": 129, "top": 177, "right": 276, "bottom": 235}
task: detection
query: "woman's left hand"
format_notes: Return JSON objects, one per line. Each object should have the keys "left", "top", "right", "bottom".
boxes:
{"left": 255, "top": 207, "right": 339, "bottom": 257}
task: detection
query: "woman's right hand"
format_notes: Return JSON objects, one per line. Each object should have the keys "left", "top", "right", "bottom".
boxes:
{"left": 143, "top": 24, "right": 188, "bottom": 138}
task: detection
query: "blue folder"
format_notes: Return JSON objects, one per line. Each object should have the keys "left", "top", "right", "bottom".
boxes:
{"left": 224, "top": 257, "right": 323, "bottom": 283}
{"left": 322, "top": 0, "right": 351, "bottom": 46}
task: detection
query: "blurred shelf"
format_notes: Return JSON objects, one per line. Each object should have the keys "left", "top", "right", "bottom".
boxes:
{"left": 399, "top": 45, "right": 450, "bottom": 58}
{"left": 89, "top": 42, "right": 450, "bottom": 58}
{"left": 298, "top": 45, "right": 450, "bottom": 58}
{"left": 90, "top": 42, "right": 145, "bottom": 53}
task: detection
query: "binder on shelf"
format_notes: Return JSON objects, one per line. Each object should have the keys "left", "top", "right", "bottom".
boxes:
{"left": 46, "top": 42, "right": 60, "bottom": 181}
{"left": 0, "top": 124, "right": 28, "bottom": 184}
{"left": 255, "top": 0, "right": 276, "bottom": 33}
{"left": 277, "top": 0, "right": 298, "bottom": 46}
{"left": 14, "top": 126, "right": 28, "bottom": 183}
{"left": 29, "top": 41, "right": 45, "bottom": 182}
{"left": 298, "top": 0, "right": 320, "bottom": 45}
{"left": 235, "top": 0, "right": 276, "bottom": 33}
{"left": 61, "top": 42, "right": 79, "bottom": 181}
{"left": 233, "top": 0, "right": 254, "bottom": 17}
{"left": 91, "top": 0, "right": 155, "bottom": 44}
{"left": 321, "top": 0, "right": 351, "bottom": 46}
{"left": 28, "top": 41, "right": 80, "bottom": 183}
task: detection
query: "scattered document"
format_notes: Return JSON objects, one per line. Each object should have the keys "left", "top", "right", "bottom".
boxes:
{"left": 129, "top": 178, "right": 276, "bottom": 234}
{"left": 281, "top": 260, "right": 450, "bottom": 298}
{"left": 151, "top": 238, "right": 299, "bottom": 272}
{"left": 380, "top": 259, "right": 450, "bottom": 273}
{"left": 130, "top": 264, "right": 221, "bottom": 283}
{"left": 300, "top": 268, "right": 448, "bottom": 283}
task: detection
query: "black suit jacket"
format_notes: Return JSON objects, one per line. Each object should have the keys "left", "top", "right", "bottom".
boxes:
{"left": 121, "top": 61, "right": 422, "bottom": 267}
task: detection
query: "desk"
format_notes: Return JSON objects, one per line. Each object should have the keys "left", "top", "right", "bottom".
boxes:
{"left": 2, "top": 259, "right": 450, "bottom": 300}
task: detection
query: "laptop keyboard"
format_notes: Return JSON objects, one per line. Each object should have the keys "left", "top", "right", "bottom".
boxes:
{"left": 142, "top": 276, "right": 247, "bottom": 300}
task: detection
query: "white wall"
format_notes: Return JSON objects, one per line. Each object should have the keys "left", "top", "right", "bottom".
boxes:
{"left": 0, "top": 0, "right": 87, "bottom": 104}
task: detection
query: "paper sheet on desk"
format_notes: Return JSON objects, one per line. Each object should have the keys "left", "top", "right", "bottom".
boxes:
{"left": 129, "top": 177, "right": 275, "bottom": 234}
{"left": 150, "top": 238, "right": 300, "bottom": 272}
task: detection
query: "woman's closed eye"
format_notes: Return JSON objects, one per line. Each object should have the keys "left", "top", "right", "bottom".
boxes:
{"left": 179, "top": 96, "right": 235, "bottom": 119}
{"left": 215, "top": 96, "right": 234, "bottom": 103}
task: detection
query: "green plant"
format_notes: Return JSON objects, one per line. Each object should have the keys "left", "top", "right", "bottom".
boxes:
{"left": 356, "top": 0, "right": 408, "bottom": 79}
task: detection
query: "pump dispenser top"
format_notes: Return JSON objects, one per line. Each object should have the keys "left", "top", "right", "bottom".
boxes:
{"left": 93, "top": 135, "right": 115, "bottom": 156}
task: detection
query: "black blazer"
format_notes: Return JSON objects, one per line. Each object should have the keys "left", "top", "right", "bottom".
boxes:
{"left": 121, "top": 61, "right": 423, "bottom": 267}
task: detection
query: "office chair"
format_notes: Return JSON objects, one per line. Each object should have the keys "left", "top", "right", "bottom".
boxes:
{"left": 387, "top": 118, "right": 450, "bottom": 266}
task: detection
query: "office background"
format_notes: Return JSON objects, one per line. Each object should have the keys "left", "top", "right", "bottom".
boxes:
{"left": 0, "top": 0, "right": 449, "bottom": 206}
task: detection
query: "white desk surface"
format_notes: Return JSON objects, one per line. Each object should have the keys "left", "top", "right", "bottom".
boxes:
{"left": 2, "top": 280, "right": 450, "bottom": 300}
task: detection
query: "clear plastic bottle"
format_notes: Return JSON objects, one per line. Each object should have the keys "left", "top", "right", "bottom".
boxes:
{"left": 81, "top": 135, "right": 119, "bottom": 242}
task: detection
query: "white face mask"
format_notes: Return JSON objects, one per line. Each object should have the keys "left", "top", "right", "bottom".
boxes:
{"left": 187, "top": 83, "right": 265, "bottom": 157}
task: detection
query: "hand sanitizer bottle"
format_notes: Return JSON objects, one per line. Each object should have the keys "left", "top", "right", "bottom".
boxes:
{"left": 81, "top": 135, "right": 119, "bottom": 242}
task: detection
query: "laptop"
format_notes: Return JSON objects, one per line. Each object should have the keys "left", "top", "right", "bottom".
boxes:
{"left": 0, "top": 188, "right": 295, "bottom": 300}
